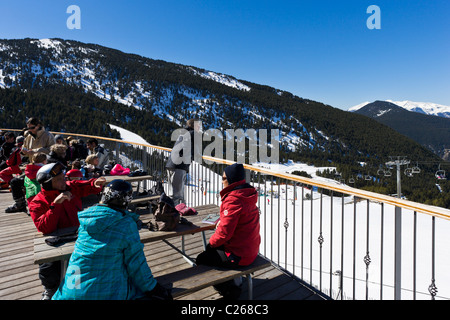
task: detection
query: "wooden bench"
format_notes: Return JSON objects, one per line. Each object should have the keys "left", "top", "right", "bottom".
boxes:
{"left": 156, "top": 255, "right": 272, "bottom": 300}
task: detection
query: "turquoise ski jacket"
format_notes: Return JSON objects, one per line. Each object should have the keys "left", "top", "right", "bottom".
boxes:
{"left": 53, "top": 204, "right": 157, "bottom": 300}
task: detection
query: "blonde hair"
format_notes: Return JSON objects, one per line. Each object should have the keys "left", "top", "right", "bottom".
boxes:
{"left": 32, "top": 153, "right": 47, "bottom": 164}
{"left": 50, "top": 144, "right": 67, "bottom": 157}
{"left": 85, "top": 154, "right": 98, "bottom": 165}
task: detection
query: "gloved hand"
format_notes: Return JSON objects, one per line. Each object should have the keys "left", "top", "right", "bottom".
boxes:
{"left": 145, "top": 282, "right": 173, "bottom": 300}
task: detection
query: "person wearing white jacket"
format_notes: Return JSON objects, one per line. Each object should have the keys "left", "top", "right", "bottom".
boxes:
{"left": 86, "top": 138, "right": 109, "bottom": 170}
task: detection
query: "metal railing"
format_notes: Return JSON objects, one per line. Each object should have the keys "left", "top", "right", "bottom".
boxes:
{"left": 4, "top": 129, "right": 450, "bottom": 300}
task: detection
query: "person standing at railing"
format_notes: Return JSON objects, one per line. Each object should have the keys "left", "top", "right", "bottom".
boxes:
{"left": 165, "top": 119, "right": 202, "bottom": 205}
{"left": 196, "top": 163, "right": 261, "bottom": 299}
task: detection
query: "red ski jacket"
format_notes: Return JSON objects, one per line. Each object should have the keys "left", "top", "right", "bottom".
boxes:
{"left": 25, "top": 163, "right": 42, "bottom": 180}
{"left": 6, "top": 146, "right": 22, "bottom": 167}
{"left": 209, "top": 180, "right": 261, "bottom": 266}
{"left": 28, "top": 178, "right": 102, "bottom": 234}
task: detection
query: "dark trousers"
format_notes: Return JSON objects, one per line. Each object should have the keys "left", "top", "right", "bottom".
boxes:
{"left": 196, "top": 245, "right": 242, "bottom": 299}
{"left": 39, "top": 261, "right": 62, "bottom": 290}
{"left": 0, "top": 160, "right": 7, "bottom": 171}
{"left": 10, "top": 174, "right": 25, "bottom": 201}
{"left": 196, "top": 245, "right": 241, "bottom": 268}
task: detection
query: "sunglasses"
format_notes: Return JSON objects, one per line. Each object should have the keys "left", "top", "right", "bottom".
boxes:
{"left": 222, "top": 176, "right": 227, "bottom": 181}
{"left": 27, "top": 126, "right": 37, "bottom": 130}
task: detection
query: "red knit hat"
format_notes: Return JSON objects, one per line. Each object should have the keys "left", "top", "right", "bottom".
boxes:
{"left": 66, "top": 169, "right": 83, "bottom": 179}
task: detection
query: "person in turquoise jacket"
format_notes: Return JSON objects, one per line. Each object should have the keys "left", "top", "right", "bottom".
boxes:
{"left": 52, "top": 179, "right": 172, "bottom": 300}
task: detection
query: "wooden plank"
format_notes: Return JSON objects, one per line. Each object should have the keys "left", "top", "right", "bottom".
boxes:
{"left": 259, "top": 278, "right": 313, "bottom": 300}
{"left": 0, "top": 242, "right": 33, "bottom": 257}
{"left": 0, "top": 271, "right": 39, "bottom": 291}
{"left": 13, "top": 286, "right": 43, "bottom": 300}
{"left": 0, "top": 233, "right": 34, "bottom": 246}
{"left": 182, "top": 265, "right": 279, "bottom": 301}
{"left": 0, "top": 266, "right": 38, "bottom": 285}
{"left": 130, "top": 195, "right": 159, "bottom": 204}
{"left": 156, "top": 255, "right": 271, "bottom": 298}
{"left": 0, "top": 279, "right": 42, "bottom": 300}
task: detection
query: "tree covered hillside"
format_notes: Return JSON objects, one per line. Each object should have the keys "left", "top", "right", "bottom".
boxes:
{"left": 0, "top": 38, "right": 447, "bottom": 207}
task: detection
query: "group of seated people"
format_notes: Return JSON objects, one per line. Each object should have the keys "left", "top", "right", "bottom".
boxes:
{"left": 0, "top": 118, "right": 110, "bottom": 213}
{"left": 0, "top": 118, "right": 262, "bottom": 302}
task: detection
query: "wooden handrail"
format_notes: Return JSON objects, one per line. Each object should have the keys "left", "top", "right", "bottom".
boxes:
{"left": 2, "top": 128, "right": 449, "bottom": 220}
{"left": 201, "top": 155, "right": 450, "bottom": 220}
{"left": 0, "top": 128, "right": 172, "bottom": 152}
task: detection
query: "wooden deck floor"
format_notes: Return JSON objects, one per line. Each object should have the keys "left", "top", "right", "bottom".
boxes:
{"left": 0, "top": 189, "right": 327, "bottom": 301}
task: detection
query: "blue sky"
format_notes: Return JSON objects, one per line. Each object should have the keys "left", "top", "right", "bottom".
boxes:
{"left": 0, "top": 0, "right": 449, "bottom": 110}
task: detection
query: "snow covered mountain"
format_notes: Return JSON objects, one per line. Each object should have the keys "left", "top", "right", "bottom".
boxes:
{"left": 0, "top": 38, "right": 320, "bottom": 152}
{"left": 350, "top": 100, "right": 450, "bottom": 118}
{"left": 353, "top": 101, "right": 450, "bottom": 158}
{"left": 0, "top": 38, "right": 440, "bottom": 168}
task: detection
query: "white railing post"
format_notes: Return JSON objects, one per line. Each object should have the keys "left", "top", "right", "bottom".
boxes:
{"left": 394, "top": 205, "right": 402, "bottom": 300}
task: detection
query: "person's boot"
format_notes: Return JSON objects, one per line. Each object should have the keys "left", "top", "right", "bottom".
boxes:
{"left": 5, "top": 197, "right": 27, "bottom": 213}
{"left": 41, "top": 287, "right": 57, "bottom": 300}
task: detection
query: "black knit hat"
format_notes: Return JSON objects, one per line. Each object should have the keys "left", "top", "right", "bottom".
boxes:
{"left": 224, "top": 163, "right": 246, "bottom": 184}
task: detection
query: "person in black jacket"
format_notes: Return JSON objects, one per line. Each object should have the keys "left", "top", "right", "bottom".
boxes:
{"left": 0, "top": 132, "right": 16, "bottom": 171}
{"left": 165, "top": 119, "right": 202, "bottom": 205}
{"left": 69, "top": 138, "right": 88, "bottom": 161}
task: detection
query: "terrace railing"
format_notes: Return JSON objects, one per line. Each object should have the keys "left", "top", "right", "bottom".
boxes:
{"left": 5, "top": 129, "right": 450, "bottom": 300}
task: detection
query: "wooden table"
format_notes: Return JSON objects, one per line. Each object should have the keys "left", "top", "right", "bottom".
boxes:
{"left": 103, "top": 175, "right": 154, "bottom": 183}
{"left": 33, "top": 204, "right": 219, "bottom": 267}
{"left": 103, "top": 175, "right": 155, "bottom": 195}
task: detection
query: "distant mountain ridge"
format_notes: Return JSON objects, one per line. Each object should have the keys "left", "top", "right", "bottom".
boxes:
{"left": 353, "top": 100, "right": 450, "bottom": 158}
{"left": 350, "top": 100, "right": 450, "bottom": 118}
{"left": 0, "top": 38, "right": 448, "bottom": 207}
{"left": 0, "top": 38, "right": 438, "bottom": 163}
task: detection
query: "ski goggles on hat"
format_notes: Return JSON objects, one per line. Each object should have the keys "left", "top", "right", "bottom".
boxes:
{"left": 50, "top": 162, "right": 66, "bottom": 178}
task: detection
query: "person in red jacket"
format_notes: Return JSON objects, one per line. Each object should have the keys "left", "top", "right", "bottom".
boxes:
{"left": 4, "top": 152, "right": 47, "bottom": 214}
{"left": 196, "top": 163, "right": 261, "bottom": 299}
{"left": 30, "top": 162, "right": 105, "bottom": 234}
{"left": 29, "top": 161, "right": 106, "bottom": 299}
{"left": 0, "top": 135, "right": 24, "bottom": 186}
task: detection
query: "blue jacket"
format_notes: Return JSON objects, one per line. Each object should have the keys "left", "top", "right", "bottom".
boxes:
{"left": 52, "top": 204, "right": 157, "bottom": 300}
